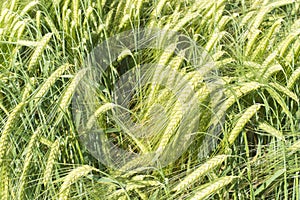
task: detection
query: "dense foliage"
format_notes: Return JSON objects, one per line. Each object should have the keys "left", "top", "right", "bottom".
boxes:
{"left": 1, "top": 0, "right": 300, "bottom": 199}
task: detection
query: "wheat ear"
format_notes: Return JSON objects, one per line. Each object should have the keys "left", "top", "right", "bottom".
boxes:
{"left": 43, "top": 139, "right": 60, "bottom": 186}
{"left": 172, "top": 155, "right": 229, "bottom": 193}
{"left": 0, "top": 164, "right": 9, "bottom": 200}
{"left": 59, "top": 165, "right": 97, "bottom": 200}
{"left": 266, "top": 88, "right": 293, "bottom": 119}
{"left": 189, "top": 176, "right": 237, "bottom": 200}
{"left": 28, "top": 33, "right": 53, "bottom": 71}
{"left": 211, "top": 82, "right": 261, "bottom": 127}
{"left": 0, "top": 102, "right": 25, "bottom": 165}
{"left": 251, "top": 18, "right": 282, "bottom": 60}
{"left": 228, "top": 104, "right": 262, "bottom": 145}
{"left": 17, "top": 127, "right": 41, "bottom": 199}
{"left": 86, "top": 103, "right": 116, "bottom": 130}
{"left": 150, "top": 0, "right": 167, "bottom": 19}
{"left": 258, "top": 122, "right": 284, "bottom": 141}
{"left": 286, "top": 39, "right": 300, "bottom": 63}
{"left": 20, "top": 1, "right": 38, "bottom": 16}
{"left": 21, "top": 77, "right": 35, "bottom": 101}
{"left": 270, "top": 82, "right": 299, "bottom": 103}
{"left": 34, "top": 63, "right": 71, "bottom": 103}
{"left": 59, "top": 68, "right": 88, "bottom": 112}
{"left": 287, "top": 67, "right": 300, "bottom": 89}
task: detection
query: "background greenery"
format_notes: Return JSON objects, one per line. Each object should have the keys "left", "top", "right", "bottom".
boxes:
{"left": 1, "top": 0, "right": 300, "bottom": 199}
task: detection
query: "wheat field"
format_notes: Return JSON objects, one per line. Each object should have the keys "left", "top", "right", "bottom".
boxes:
{"left": 1, "top": 0, "right": 300, "bottom": 199}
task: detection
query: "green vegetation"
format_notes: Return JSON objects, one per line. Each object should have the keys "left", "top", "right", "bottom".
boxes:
{"left": 1, "top": 0, "right": 300, "bottom": 199}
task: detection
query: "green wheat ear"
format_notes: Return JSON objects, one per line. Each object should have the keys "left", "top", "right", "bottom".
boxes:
{"left": 228, "top": 104, "right": 262, "bottom": 145}
{"left": 58, "top": 165, "right": 98, "bottom": 200}
{"left": 172, "top": 155, "right": 229, "bottom": 193}
{"left": 17, "top": 127, "right": 41, "bottom": 199}
{"left": 287, "top": 67, "right": 300, "bottom": 89}
{"left": 0, "top": 164, "right": 9, "bottom": 200}
{"left": 0, "top": 102, "right": 25, "bottom": 166}
{"left": 34, "top": 63, "right": 71, "bottom": 104}
{"left": 59, "top": 68, "right": 88, "bottom": 112}
{"left": 269, "top": 82, "right": 299, "bottom": 103}
{"left": 28, "top": 33, "right": 53, "bottom": 72}
{"left": 188, "top": 176, "right": 238, "bottom": 200}
{"left": 258, "top": 122, "right": 285, "bottom": 141}
{"left": 43, "top": 139, "right": 60, "bottom": 186}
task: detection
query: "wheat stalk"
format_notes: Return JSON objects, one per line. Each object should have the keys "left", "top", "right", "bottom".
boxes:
{"left": 59, "top": 165, "right": 97, "bottom": 200}
{"left": 119, "top": 0, "right": 133, "bottom": 29}
{"left": 39, "top": 136, "right": 53, "bottom": 147}
{"left": 155, "top": 72, "right": 201, "bottom": 156}
{"left": 16, "top": 21, "right": 26, "bottom": 40}
{"left": 208, "top": 8, "right": 223, "bottom": 32}
{"left": 228, "top": 104, "right": 262, "bottom": 145}
{"left": 288, "top": 140, "right": 300, "bottom": 152}
{"left": 261, "top": 50, "right": 278, "bottom": 70}
{"left": 249, "top": 0, "right": 294, "bottom": 38}
{"left": 172, "top": 155, "right": 229, "bottom": 193}
{"left": 10, "top": 20, "right": 25, "bottom": 40}
{"left": 200, "top": 0, "right": 225, "bottom": 28}
{"left": 108, "top": 179, "right": 161, "bottom": 199}
{"left": 52, "top": 0, "right": 61, "bottom": 6}
{"left": 105, "top": 9, "right": 114, "bottom": 29}
{"left": 83, "top": 6, "right": 94, "bottom": 27}
{"left": 217, "top": 15, "right": 232, "bottom": 31}
{"left": 0, "top": 9, "right": 11, "bottom": 25}
{"left": 145, "top": 48, "right": 176, "bottom": 108}
{"left": 111, "top": 0, "right": 125, "bottom": 30}
{"left": 62, "top": 0, "right": 71, "bottom": 19}
{"left": 279, "top": 30, "right": 300, "bottom": 57}
{"left": 261, "top": 29, "right": 299, "bottom": 70}
{"left": 169, "top": 55, "right": 184, "bottom": 70}
{"left": 173, "top": 12, "right": 198, "bottom": 32}
{"left": 240, "top": 11, "right": 256, "bottom": 27}
{"left": 134, "top": 0, "right": 144, "bottom": 18}
{"left": 0, "top": 102, "right": 9, "bottom": 116}
{"left": 119, "top": 14, "right": 130, "bottom": 29}
{"left": 9, "top": 0, "right": 17, "bottom": 11}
